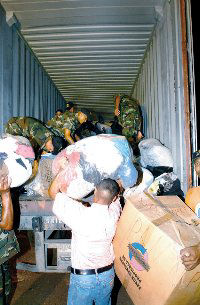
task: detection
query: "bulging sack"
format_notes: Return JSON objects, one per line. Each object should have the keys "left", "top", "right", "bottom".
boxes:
{"left": 24, "top": 153, "right": 55, "bottom": 197}
{"left": 52, "top": 134, "right": 138, "bottom": 200}
{"left": 138, "top": 138, "right": 173, "bottom": 168}
{"left": 0, "top": 134, "right": 35, "bottom": 187}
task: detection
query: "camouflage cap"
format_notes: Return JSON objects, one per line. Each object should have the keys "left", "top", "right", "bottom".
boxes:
{"left": 192, "top": 150, "right": 200, "bottom": 162}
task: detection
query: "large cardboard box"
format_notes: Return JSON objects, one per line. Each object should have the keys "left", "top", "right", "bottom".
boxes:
{"left": 113, "top": 193, "right": 200, "bottom": 305}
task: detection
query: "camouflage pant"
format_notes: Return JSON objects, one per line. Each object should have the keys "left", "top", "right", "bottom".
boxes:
{"left": 0, "top": 262, "right": 11, "bottom": 305}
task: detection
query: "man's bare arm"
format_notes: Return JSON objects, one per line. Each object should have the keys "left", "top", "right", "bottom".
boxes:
{"left": 114, "top": 95, "right": 121, "bottom": 116}
{"left": 48, "top": 173, "right": 61, "bottom": 200}
{"left": 64, "top": 128, "right": 75, "bottom": 145}
{"left": 0, "top": 176, "right": 13, "bottom": 230}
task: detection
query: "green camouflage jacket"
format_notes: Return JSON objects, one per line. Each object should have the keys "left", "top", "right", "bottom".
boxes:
{"left": 47, "top": 112, "right": 80, "bottom": 137}
{"left": 5, "top": 117, "right": 54, "bottom": 151}
{"left": 115, "top": 94, "right": 142, "bottom": 138}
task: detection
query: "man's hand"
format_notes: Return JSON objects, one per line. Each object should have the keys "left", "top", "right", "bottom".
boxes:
{"left": 75, "top": 134, "right": 80, "bottom": 142}
{"left": 114, "top": 108, "right": 120, "bottom": 116}
{"left": 180, "top": 244, "right": 200, "bottom": 271}
{"left": 0, "top": 175, "right": 11, "bottom": 193}
{"left": 48, "top": 169, "right": 68, "bottom": 199}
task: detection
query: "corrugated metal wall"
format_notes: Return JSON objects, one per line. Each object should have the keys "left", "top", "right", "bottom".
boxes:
{"left": 0, "top": 5, "right": 65, "bottom": 134}
{"left": 185, "top": 0, "right": 198, "bottom": 186}
{"left": 131, "top": 0, "right": 189, "bottom": 193}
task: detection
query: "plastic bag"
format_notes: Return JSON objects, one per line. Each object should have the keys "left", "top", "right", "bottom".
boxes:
{"left": 24, "top": 153, "right": 55, "bottom": 197}
{"left": 138, "top": 138, "right": 174, "bottom": 168}
{"left": 52, "top": 134, "right": 138, "bottom": 200}
{"left": 0, "top": 134, "right": 34, "bottom": 187}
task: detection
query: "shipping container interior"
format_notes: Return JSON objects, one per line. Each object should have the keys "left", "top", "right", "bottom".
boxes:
{"left": 0, "top": 0, "right": 196, "bottom": 194}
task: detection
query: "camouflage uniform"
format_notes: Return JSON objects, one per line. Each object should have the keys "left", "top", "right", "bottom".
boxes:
{"left": 5, "top": 117, "right": 54, "bottom": 153}
{"left": 115, "top": 95, "right": 142, "bottom": 138}
{"left": 47, "top": 112, "right": 80, "bottom": 138}
{"left": 0, "top": 204, "right": 19, "bottom": 305}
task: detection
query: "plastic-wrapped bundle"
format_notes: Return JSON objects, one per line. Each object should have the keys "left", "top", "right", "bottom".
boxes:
{"left": 24, "top": 153, "right": 55, "bottom": 197}
{"left": 0, "top": 134, "right": 35, "bottom": 187}
{"left": 125, "top": 167, "right": 154, "bottom": 197}
{"left": 52, "top": 134, "right": 138, "bottom": 200}
{"left": 147, "top": 171, "right": 184, "bottom": 198}
{"left": 138, "top": 138, "right": 174, "bottom": 168}
{"left": 95, "top": 122, "right": 112, "bottom": 134}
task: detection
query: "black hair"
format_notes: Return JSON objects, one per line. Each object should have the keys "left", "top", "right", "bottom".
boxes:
{"left": 52, "top": 136, "right": 67, "bottom": 155}
{"left": 55, "top": 109, "right": 63, "bottom": 114}
{"left": 75, "top": 121, "right": 101, "bottom": 138}
{"left": 96, "top": 178, "right": 120, "bottom": 201}
{"left": 66, "top": 101, "right": 74, "bottom": 111}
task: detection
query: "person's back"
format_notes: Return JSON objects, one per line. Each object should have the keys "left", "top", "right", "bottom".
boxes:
{"left": 48, "top": 110, "right": 88, "bottom": 144}
{"left": 69, "top": 194, "right": 120, "bottom": 269}
{"left": 5, "top": 116, "right": 53, "bottom": 152}
{"left": 52, "top": 178, "right": 121, "bottom": 305}
{"left": 114, "top": 94, "right": 142, "bottom": 141}
{"left": 55, "top": 111, "right": 77, "bottom": 131}
{"left": 5, "top": 116, "right": 65, "bottom": 158}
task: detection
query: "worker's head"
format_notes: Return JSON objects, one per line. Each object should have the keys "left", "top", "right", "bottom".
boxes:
{"left": 52, "top": 136, "right": 67, "bottom": 155}
{"left": 193, "top": 150, "right": 200, "bottom": 177}
{"left": 66, "top": 101, "right": 74, "bottom": 113}
{"left": 94, "top": 178, "right": 120, "bottom": 205}
{"left": 77, "top": 111, "right": 88, "bottom": 124}
{"left": 44, "top": 136, "right": 66, "bottom": 155}
{"left": 55, "top": 109, "right": 63, "bottom": 118}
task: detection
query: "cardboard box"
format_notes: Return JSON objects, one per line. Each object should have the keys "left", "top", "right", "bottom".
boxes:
{"left": 113, "top": 192, "right": 200, "bottom": 305}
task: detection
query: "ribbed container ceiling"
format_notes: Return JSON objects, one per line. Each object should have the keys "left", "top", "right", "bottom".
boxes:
{"left": 1, "top": 0, "right": 165, "bottom": 118}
